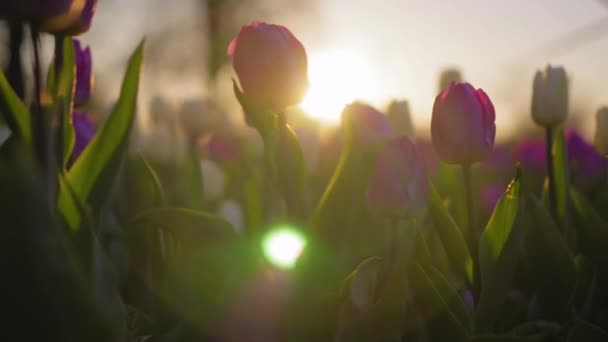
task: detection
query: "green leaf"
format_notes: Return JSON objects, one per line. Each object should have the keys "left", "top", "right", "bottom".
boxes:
{"left": 570, "top": 187, "right": 608, "bottom": 273}
{"left": 115, "top": 153, "right": 165, "bottom": 219}
{"left": 56, "top": 37, "right": 76, "bottom": 166}
{"left": 567, "top": 320, "right": 608, "bottom": 341}
{"left": 426, "top": 266, "right": 473, "bottom": 333}
{"left": 276, "top": 122, "right": 308, "bottom": 219}
{"left": 0, "top": 68, "right": 31, "bottom": 142}
{"left": 476, "top": 167, "right": 525, "bottom": 333}
{"left": 522, "top": 194, "right": 576, "bottom": 320}
{"left": 175, "top": 145, "right": 204, "bottom": 209}
{"left": 131, "top": 207, "right": 238, "bottom": 244}
{"left": 58, "top": 40, "right": 144, "bottom": 230}
{"left": 342, "top": 256, "right": 382, "bottom": 314}
{"left": 428, "top": 182, "right": 473, "bottom": 282}
{"left": 408, "top": 263, "right": 469, "bottom": 342}
{"left": 471, "top": 321, "right": 560, "bottom": 342}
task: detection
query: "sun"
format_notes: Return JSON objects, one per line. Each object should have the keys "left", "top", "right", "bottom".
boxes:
{"left": 300, "top": 49, "right": 378, "bottom": 124}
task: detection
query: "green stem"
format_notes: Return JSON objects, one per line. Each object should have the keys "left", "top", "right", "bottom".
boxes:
{"left": 462, "top": 163, "right": 480, "bottom": 302}
{"left": 546, "top": 126, "right": 558, "bottom": 221}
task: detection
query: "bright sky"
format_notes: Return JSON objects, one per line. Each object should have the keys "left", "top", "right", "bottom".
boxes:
{"left": 85, "top": 0, "right": 608, "bottom": 140}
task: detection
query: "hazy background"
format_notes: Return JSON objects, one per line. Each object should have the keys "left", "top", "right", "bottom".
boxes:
{"left": 74, "top": 0, "right": 608, "bottom": 141}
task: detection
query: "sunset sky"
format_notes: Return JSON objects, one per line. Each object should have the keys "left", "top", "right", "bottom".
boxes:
{"left": 84, "top": 0, "right": 608, "bottom": 140}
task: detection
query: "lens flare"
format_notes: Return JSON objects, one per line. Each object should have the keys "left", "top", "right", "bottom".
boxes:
{"left": 262, "top": 227, "right": 306, "bottom": 269}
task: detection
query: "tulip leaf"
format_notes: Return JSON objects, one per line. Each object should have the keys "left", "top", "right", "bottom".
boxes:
{"left": 55, "top": 37, "right": 76, "bottom": 166}
{"left": 428, "top": 182, "right": 472, "bottom": 282}
{"left": 175, "top": 146, "right": 204, "bottom": 209}
{"left": 276, "top": 122, "right": 307, "bottom": 219}
{"left": 426, "top": 265, "right": 473, "bottom": 333}
{"left": 408, "top": 263, "right": 469, "bottom": 342}
{"left": 570, "top": 187, "right": 608, "bottom": 274}
{"left": 567, "top": 320, "right": 608, "bottom": 341}
{"left": 58, "top": 40, "right": 144, "bottom": 230}
{"left": 0, "top": 68, "right": 31, "bottom": 143}
{"left": 522, "top": 194, "right": 576, "bottom": 320}
{"left": 476, "top": 167, "right": 525, "bottom": 333}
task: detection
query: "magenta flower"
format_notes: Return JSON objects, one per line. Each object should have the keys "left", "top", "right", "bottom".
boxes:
{"left": 342, "top": 102, "right": 394, "bottom": 151}
{"left": 566, "top": 130, "right": 606, "bottom": 186}
{"left": 431, "top": 82, "right": 496, "bottom": 164}
{"left": 228, "top": 21, "right": 308, "bottom": 112}
{"left": 205, "top": 135, "right": 242, "bottom": 164}
{"left": 69, "top": 111, "right": 95, "bottom": 166}
{"left": 513, "top": 138, "right": 546, "bottom": 171}
{"left": 366, "top": 136, "right": 428, "bottom": 217}
{"left": 73, "top": 39, "right": 93, "bottom": 107}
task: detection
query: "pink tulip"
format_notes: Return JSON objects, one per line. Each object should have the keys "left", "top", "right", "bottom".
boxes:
{"left": 366, "top": 136, "right": 428, "bottom": 217}
{"left": 342, "top": 102, "right": 394, "bottom": 151}
{"left": 228, "top": 21, "right": 308, "bottom": 112}
{"left": 431, "top": 82, "right": 495, "bottom": 164}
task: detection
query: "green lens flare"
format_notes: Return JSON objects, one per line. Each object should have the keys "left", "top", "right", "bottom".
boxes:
{"left": 262, "top": 227, "right": 306, "bottom": 269}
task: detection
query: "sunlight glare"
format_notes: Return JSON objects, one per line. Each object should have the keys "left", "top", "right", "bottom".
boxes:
{"left": 301, "top": 49, "right": 378, "bottom": 124}
{"left": 262, "top": 227, "right": 307, "bottom": 269}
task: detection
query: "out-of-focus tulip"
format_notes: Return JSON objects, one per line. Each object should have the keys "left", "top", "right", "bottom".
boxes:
{"left": 73, "top": 39, "right": 93, "bottom": 107}
{"left": 386, "top": 100, "right": 415, "bottom": 138}
{"left": 217, "top": 199, "right": 244, "bottom": 234}
{"left": 69, "top": 110, "right": 95, "bottom": 165}
{"left": 42, "top": 0, "right": 98, "bottom": 36}
{"left": 200, "top": 159, "right": 226, "bottom": 201}
{"left": 366, "top": 136, "right": 428, "bottom": 217}
{"left": 228, "top": 21, "right": 308, "bottom": 112}
{"left": 431, "top": 82, "right": 496, "bottom": 164}
{"left": 566, "top": 130, "right": 606, "bottom": 187}
{"left": 594, "top": 107, "right": 608, "bottom": 155}
{"left": 531, "top": 65, "right": 568, "bottom": 128}
{"left": 342, "top": 102, "right": 394, "bottom": 153}
{"left": 178, "top": 99, "right": 213, "bottom": 140}
{"left": 438, "top": 68, "right": 462, "bottom": 93}
{"left": 202, "top": 134, "right": 242, "bottom": 164}
{"left": 0, "top": 1, "right": 73, "bottom": 20}
{"left": 513, "top": 138, "right": 546, "bottom": 171}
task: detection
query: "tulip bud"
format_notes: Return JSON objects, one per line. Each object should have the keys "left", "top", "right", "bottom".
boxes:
{"left": 228, "top": 21, "right": 308, "bottom": 112}
{"left": 42, "top": 0, "right": 98, "bottom": 36}
{"left": 342, "top": 102, "right": 394, "bottom": 153}
{"left": 73, "top": 39, "right": 93, "bottom": 107}
{"left": 594, "top": 107, "right": 608, "bottom": 155}
{"left": 366, "top": 136, "right": 428, "bottom": 217}
{"left": 69, "top": 110, "right": 95, "bottom": 166}
{"left": 531, "top": 65, "right": 569, "bottom": 128}
{"left": 431, "top": 82, "right": 496, "bottom": 164}
{"left": 386, "top": 100, "right": 415, "bottom": 138}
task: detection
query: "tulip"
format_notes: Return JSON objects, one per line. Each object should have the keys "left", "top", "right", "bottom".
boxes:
{"left": 69, "top": 110, "right": 95, "bottom": 166}
{"left": 595, "top": 107, "right": 608, "bottom": 155}
{"left": 366, "top": 136, "right": 428, "bottom": 217}
{"left": 566, "top": 130, "right": 606, "bottom": 188}
{"left": 480, "top": 184, "right": 505, "bottom": 217}
{"left": 42, "top": 0, "right": 98, "bottom": 36}
{"left": 73, "top": 39, "right": 93, "bottom": 107}
{"left": 513, "top": 138, "right": 546, "bottom": 171}
{"left": 342, "top": 102, "right": 394, "bottom": 153}
{"left": 386, "top": 100, "right": 415, "bottom": 138}
{"left": 431, "top": 82, "right": 496, "bottom": 164}
{"left": 228, "top": 21, "right": 308, "bottom": 112}
{"left": 531, "top": 65, "right": 568, "bottom": 128}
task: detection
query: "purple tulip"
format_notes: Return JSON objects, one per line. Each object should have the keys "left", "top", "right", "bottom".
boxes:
{"left": 0, "top": 1, "right": 72, "bottom": 20}
{"left": 566, "top": 130, "right": 606, "bottom": 186}
{"left": 73, "top": 39, "right": 93, "bottom": 107}
{"left": 480, "top": 144, "right": 513, "bottom": 174}
{"left": 69, "top": 111, "right": 95, "bottom": 166}
{"left": 228, "top": 21, "right": 308, "bottom": 112}
{"left": 431, "top": 82, "right": 496, "bottom": 164}
{"left": 42, "top": 0, "right": 98, "bottom": 36}
{"left": 366, "top": 136, "right": 428, "bottom": 217}
{"left": 342, "top": 102, "right": 394, "bottom": 152}
{"left": 513, "top": 138, "right": 546, "bottom": 171}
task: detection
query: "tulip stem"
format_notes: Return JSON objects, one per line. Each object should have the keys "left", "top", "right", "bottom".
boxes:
{"left": 462, "top": 163, "right": 480, "bottom": 300}
{"left": 546, "top": 126, "right": 557, "bottom": 221}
